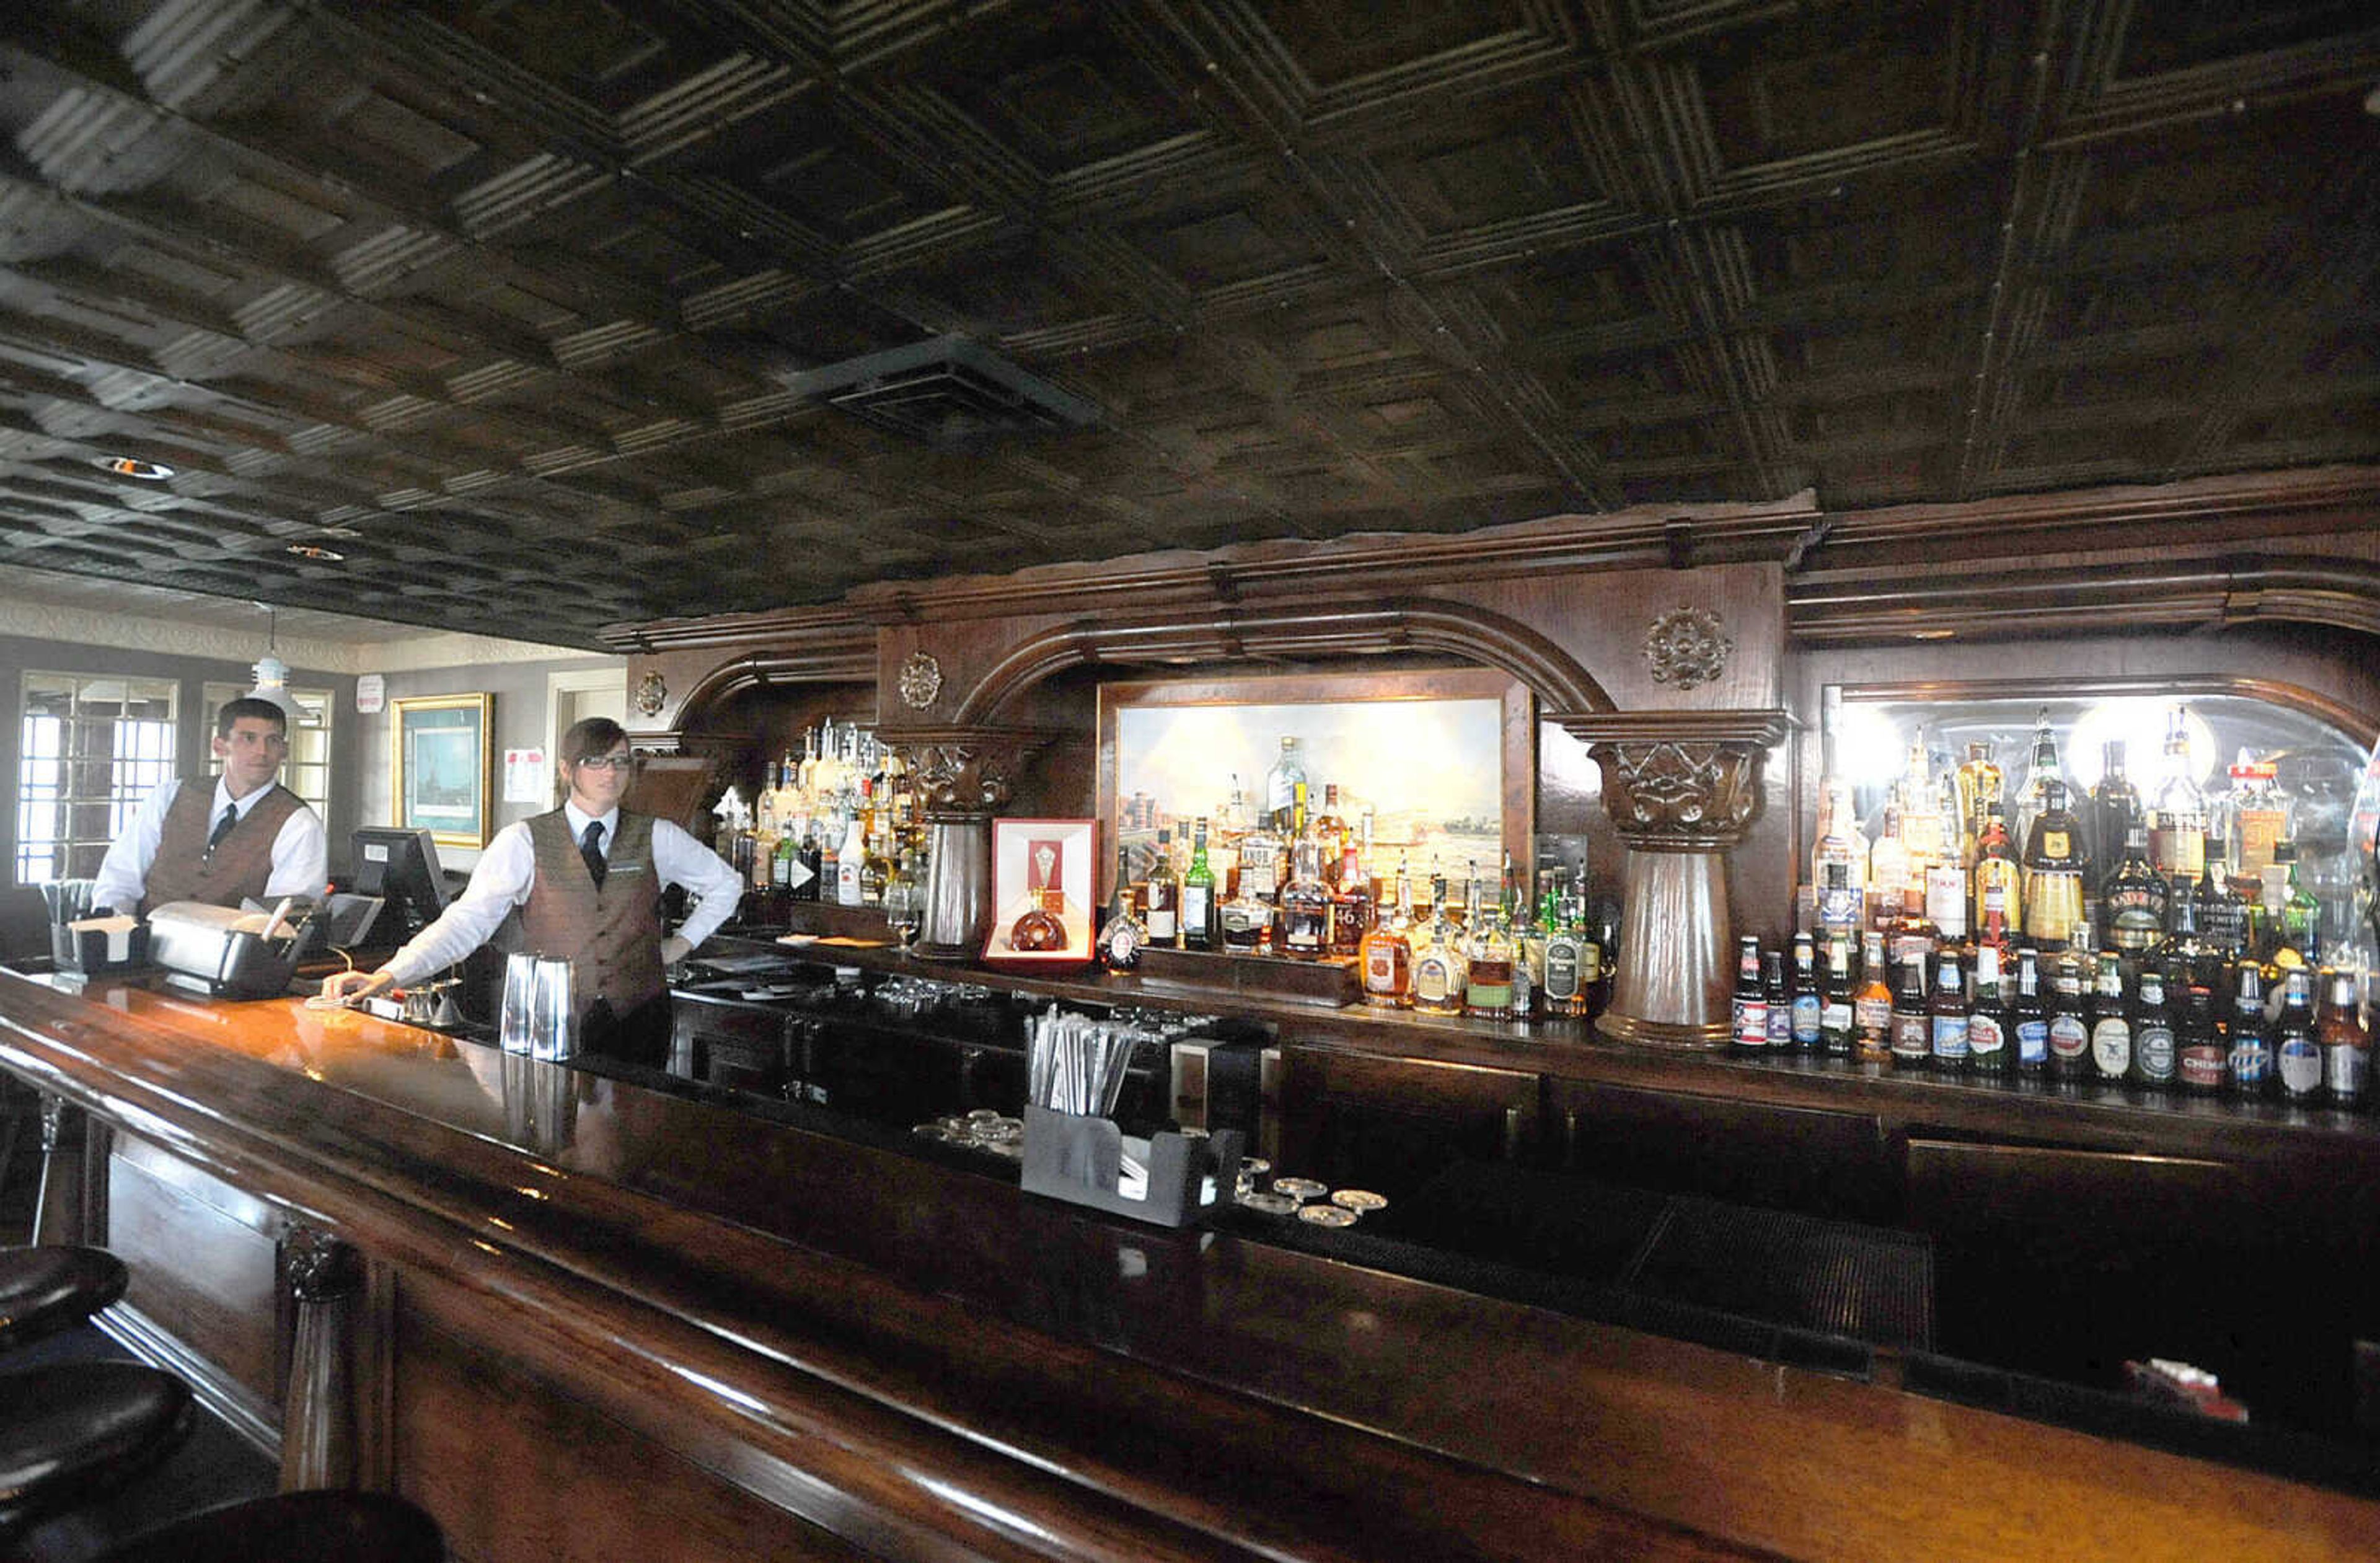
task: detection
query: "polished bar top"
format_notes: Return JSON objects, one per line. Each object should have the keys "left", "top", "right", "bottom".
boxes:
{"left": 3, "top": 969, "right": 2376, "bottom": 1562}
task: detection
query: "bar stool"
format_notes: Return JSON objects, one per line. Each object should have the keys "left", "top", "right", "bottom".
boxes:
{"left": 0, "top": 1360, "right": 194, "bottom": 1540}
{"left": 90, "top": 1489, "right": 445, "bottom": 1562}
{"left": 0, "top": 1244, "right": 129, "bottom": 1350}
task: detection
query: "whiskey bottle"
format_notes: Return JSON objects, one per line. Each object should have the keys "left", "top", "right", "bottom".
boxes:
{"left": 1098, "top": 845, "right": 1147, "bottom": 972}
{"left": 2101, "top": 824, "right": 2168, "bottom": 958}
{"left": 1538, "top": 873, "right": 1589, "bottom": 1019}
{"left": 1308, "top": 784, "right": 1348, "bottom": 881}
{"left": 1407, "top": 875, "right": 1470, "bottom": 1016}
{"left": 2086, "top": 740, "right": 2142, "bottom": 898}
{"left": 2010, "top": 706, "right": 2066, "bottom": 856}
{"left": 1328, "top": 830, "right": 1373, "bottom": 961}
{"left": 1181, "top": 817, "right": 1220, "bottom": 951}
{"left": 1143, "top": 829, "right": 1180, "bottom": 946}
{"left": 2019, "top": 779, "right": 2086, "bottom": 949}
{"left": 2147, "top": 706, "right": 2207, "bottom": 884}
{"left": 1955, "top": 740, "right": 2003, "bottom": 869}
{"left": 1279, "top": 837, "right": 1331, "bottom": 959}
{"left": 1359, "top": 860, "right": 1414, "bottom": 1007}
{"left": 1463, "top": 883, "right": 1515, "bottom": 1018}
{"left": 1264, "top": 736, "right": 1308, "bottom": 837}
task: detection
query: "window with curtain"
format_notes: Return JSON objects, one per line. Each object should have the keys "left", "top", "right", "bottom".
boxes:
{"left": 15, "top": 673, "right": 179, "bottom": 884}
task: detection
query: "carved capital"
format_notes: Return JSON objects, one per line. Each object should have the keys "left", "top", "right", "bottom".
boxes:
{"left": 888, "top": 727, "right": 1057, "bottom": 819}
{"left": 1558, "top": 710, "right": 1790, "bottom": 850}
{"left": 286, "top": 1226, "right": 364, "bottom": 1303}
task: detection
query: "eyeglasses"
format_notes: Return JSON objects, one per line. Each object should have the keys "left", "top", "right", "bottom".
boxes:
{"left": 577, "top": 754, "right": 637, "bottom": 772}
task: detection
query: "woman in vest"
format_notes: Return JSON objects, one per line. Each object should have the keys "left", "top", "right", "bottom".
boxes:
{"left": 322, "top": 718, "right": 743, "bottom": 1067}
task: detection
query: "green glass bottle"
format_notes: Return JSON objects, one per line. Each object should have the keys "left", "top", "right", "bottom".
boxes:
{"left": 1181, "top": 816, "right": 1220, "bottom": 951}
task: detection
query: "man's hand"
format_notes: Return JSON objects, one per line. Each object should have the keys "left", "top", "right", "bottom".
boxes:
{"left": 320, "top": 968, "right": 396, "bottom": 1003}
{"left": 660, "top": 935, "right": 693, "bottom": 968}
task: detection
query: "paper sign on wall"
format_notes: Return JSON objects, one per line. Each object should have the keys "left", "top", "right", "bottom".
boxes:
{"left": 503, "top": 747, "right": 549, "bottom": 803}
{"left": 355, "top": 673, "right": 385, "bottom": 715}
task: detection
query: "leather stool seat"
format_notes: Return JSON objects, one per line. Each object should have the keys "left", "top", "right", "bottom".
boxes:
{"left": 0, "top": 1245, "right": 130, "bottom": 1350}
{"left": 0, "top": 1361, "right": 193, "bottom": 1535}
{"left": 92, "top": 1489, "right": 446, "bottom": 1562}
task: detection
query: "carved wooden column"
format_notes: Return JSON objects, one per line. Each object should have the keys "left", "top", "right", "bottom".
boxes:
{"left": 1558, "top": 711, "right": 1790, "bottom": 1049}
{"left": 32, "top": 1095, "right": 109, "bottom": 1246}
{"left": 283, "top": 1226, "right": 364, "bottom": 1490}
{"left": 897, "top": 728, "right": 1056, "bottom": 961}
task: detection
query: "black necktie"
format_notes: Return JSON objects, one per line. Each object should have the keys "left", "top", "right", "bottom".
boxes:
{"left": 580, "top": 820, "right": 607, "bottom": 888}
{"left": 206, "top": 804, "right": 237, "bottom": 855}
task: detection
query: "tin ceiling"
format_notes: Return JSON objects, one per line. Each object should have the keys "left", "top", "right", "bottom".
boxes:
{"left": 0, "top": 1, "right": 2373, "bottom": 651}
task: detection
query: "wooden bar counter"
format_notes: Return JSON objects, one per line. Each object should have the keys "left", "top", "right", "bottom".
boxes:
{"left": 3, "top": 966, "right": 2376, "bottom": 1562}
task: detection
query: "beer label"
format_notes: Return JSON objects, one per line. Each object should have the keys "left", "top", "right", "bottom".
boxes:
{"left": 1791, "top": 994, "right": 1822, "bottom": 1045}
{"left": 2134, "top": 1021, "right": 2175, "bottom": 1081}
{"left": 2229, "top": 1038, "right": 2270, "bottom": 1083}
{"left": 2091, "top": 1017, "right": 2132, "bottom": 1076}
{"left": 1855, "top": 995, "right": 1892, "bottom": 1036}
{"left": 2179, "top": 1046, "right": 2227, "bottom": 1088}
{"left": 1733, "top": 997, "right": 1768, "bottom": 1047}
{"left": 1766, "top": 998, "right": 1792, "bottom": 1046}
{"left": 1968, "top": 1013, "right": 2005, "bottom": 1057}
{"left": 1891, "top": 1012, "right": 1929, "bottom": 1060}
{"left": 1822, "top": 1000, "right": 1853, "bottom": 1044}
{"left": 2278, "top": 1037, "right": 2322, "bottom": 1096}
{"left": 2048, "top": 1013, "right": 2089, "bottom": 1060}
{"left": 2016, "top": 1018, "right": 2049, "bottom": 1065}
{"left": 1931, "top": 1014, "right": 1970, "bottom": 1061}
{"left": 2325, "top": 1042, "right": 2367, "bottom": 1103}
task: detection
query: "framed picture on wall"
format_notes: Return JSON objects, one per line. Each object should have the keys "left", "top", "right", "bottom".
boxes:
{"left": 983, "top": 817, "right": 1096, "bottom": 967}
{"left": 392, "top": 693, "right": 494, "bottom": 851}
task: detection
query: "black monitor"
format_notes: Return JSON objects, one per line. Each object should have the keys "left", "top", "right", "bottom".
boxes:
{"left": 348, "top": 827, "right": 449, "bottom": 943}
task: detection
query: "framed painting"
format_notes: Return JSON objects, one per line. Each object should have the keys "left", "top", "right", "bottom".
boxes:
{"left": 392, "top": 692, "right": 494, "bottom": 852}
{"left": 1095, "top": 669, "right": 1533, "bottom": 905}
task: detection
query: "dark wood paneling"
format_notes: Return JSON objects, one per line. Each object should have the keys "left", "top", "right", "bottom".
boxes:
{"left": 107, "top": 1132, "right": 285, "bottom": 1411}
{"left": 1550, "top": 1078, "right": 1895, "bottom": 1222}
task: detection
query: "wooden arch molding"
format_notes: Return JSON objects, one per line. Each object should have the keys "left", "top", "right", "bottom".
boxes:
{"left": 950, "top": 597, "right": 1620, "bottom": 726}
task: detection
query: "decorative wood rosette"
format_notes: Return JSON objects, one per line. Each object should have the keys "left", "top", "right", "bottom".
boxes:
{"left": 1643, "top": 606, "right": 1733, "bottom": 691}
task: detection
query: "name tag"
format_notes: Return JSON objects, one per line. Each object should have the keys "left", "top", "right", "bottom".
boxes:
{"left": 608, "top": 861, "right": 649, "bottom": 878}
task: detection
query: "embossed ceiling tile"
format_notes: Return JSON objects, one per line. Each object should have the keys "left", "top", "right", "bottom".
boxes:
{"left": 1475, "top": 250, "right": 1660, "bottom": 344}
{"left": 1261, "top": 0, "right": 1571, "bottom": 94}
{"left": 1734, "top": 170, "right": 1997, "bottom": 296}
{"left": 1368, "top": 94, "right": 1611, "bottom": 234}
{"left": 415, "top": 0, "right": 676, "bottom": 105}
{"left": 2110, "top": 0, "right": 2375, "bottom": 79}
{"left": 1688, "top": 1, "right": 1962, "bottom": 169}
{"left": 1114, "top": 176, "right": 1329, "bottom": 294}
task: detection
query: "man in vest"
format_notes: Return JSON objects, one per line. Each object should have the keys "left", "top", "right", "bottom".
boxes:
{"left": 321, "top": 717, "right": 743, "bottom": 1067}
{"left": 93, "top": 696, "right": 329, "bottom": 918}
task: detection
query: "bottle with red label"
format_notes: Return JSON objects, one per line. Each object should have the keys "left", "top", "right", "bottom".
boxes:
{"left": 1967, "top": 943, "right": 2010, "bottom": 1078}
{"left": 2176, "top": 980, "right": 2226, "bottom": 1094}
{"left": 1730, "top": 936, "right": 1768, "bottom": 1053}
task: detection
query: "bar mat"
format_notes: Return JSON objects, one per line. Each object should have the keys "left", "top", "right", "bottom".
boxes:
{"left": 1624, "top": 1194, "right": 1933, "bottom": 1352}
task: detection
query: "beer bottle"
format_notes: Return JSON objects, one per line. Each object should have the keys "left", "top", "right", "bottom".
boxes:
{"left": 2010, "top": 946, "right": 2050, "bottom": 1077}
{"left": 2046, "top": 940, "right": 2091, "bottom": 1081}
{"left": 1967, "top": 942, "right": 2011, "bottom": 1078}
{"left": 2175, "top": 980, "right": 2226, "bottom": 1094}
{"left": 2087, "top": 953, "right": 2133, "bottom": 1085}
{"left": 2129, "top": 962, "right": 2175, "bottom": 1090}
{"left": 1731, "top": 936, "right": 1768, "bottom": 1054}
{"left": 1789, "top": 932, "right": 1823, "bottom": 1051}
{"left": 2227, "top": 961, "right": 2272, "bottom": 1099}
{"left": 1889, "top": 950, "right": 1930, "bottom": 1071}
{"left": 1820, "top": 933, "right": 1857, "bottom": 1056}
{"left": 2275, "top": 968, "right": 2322, "bottom": 1104}
{"left": 1929, "top": 948, "right": 1971, "bottom": 1073}
{"left": 1763, "top": 950, "right": 1792, "bottom": 1049}
{"left": 1854, "top": 931, "right": 1894, "bottom": 1064}
{"left": 2316, "top": 967, "right": 2368, "bottom": 1110}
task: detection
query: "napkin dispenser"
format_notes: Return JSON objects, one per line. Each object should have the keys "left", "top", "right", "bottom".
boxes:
{"left": 148, "top": 900, "right": 314, "bottom": 1000}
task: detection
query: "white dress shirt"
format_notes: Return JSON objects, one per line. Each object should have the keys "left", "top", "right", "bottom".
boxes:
{"left": 92, "top": 777, "right": 330, "bottom": 914}
{"left": 377, "top": 802, "right": 743, "bottom": 988}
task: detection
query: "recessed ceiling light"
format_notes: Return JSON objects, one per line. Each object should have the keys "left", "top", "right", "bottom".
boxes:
{"left": 97, "top": 456, "right": 175, "bottom": 480}
{"left": 286, "top": 543, "right": 345, "bottom": 561}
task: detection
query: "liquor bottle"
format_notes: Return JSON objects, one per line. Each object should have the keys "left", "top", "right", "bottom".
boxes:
{"left": 2129, "top": 962, "right": 2175, "bottom": 1090}
{"left": 2147, "top": 705, "right": 2206, "bottom": 884}
{"left": 2100, "top": 824, "right": 2168, "bottom": 959}
{"left": 2223, "top": 755, "right": 2290, "bottom": 879}
{"left": 2086, "top": 740, "right": 2142, "bottom": 898}
{"left": 2020, "top": 779, "right": 2086, "bottom": 949}
{"left": 860, "top": 828, "right": 892, "bottom": 906}
{"left": 2087, "top": 953, "right": 2133, "bottom": 1085}
{"left": 1897, "top": 742, "right": 1946, "bottom": 868}
{"left": 1817, "top": 858, "right": 1864, "bottom": 946}
{"left": 1955, "top": 740, "right": 2003, "bottom": 869}
{"left": 2010, "top": 947, "right": 2050, "bottom": 1076}
{"left": 1407, "top": 875, "right": 1469, "bottom": 1016}
{"left": 1359, "top": 862, "right": 1414, "bottom": 1008}
{"left": 1279, "top": 836, "right": 1330, "bottom": 959}
{"left": 2176, "top": 981, "right": 2226, "bottom": 1095}
{"left": 1731, "top": 936, "right": 1768, "bottom": 1054}
{"left": 2161, "top": 886, "right": 2220, "bottom": 997}
{"left": 1971, "top": 802, "right": 2022, "bottom": 943}
{"left": 835, "top": 805, "right": 868, "bottom": 907}
{"left": 1869, "top": 795, "right": 1913, "bottom": 927}
{"left": 1463, "top": 885, "right": 1516, "bottom": 1018}
{"left": 2011, "top": 706, "right": 2067, "bottom": 860}
{"left": 1143, "top": 829, "right": 1180, "bottom": 946}
{"left": 1820, "top": 933, "right": 1856, "bottom": 1056}
{"left": 770, "top": 827, "right": 798, "bottom": 895}
{"left": 2045, "top": 939, "right": 2091, "bottom": 1081}
{"left": 2317, "top": 966, "right": 2368, "bottom": 1109}
{"left": 1329, "top": 830, "right": 1374, "bottom": 962}
{"left": 1854, "top": 932, "right": 1893, "bottom": 1063}
{"left": 1219, "top": 876, "right": 1272, "bottom": 954}
{"left": 1810, "top": 690, "right": 1867, "bottom": 890}
{"left": 2273, "top": 841, "right": 2322, "bottom": 970}
{"left": 2227, "top": 961, "right": 2272, "bottom": 1099}
{"left": 1098, "top": 845, "right": 1148, "bottom": 972}
{"left": 1967, "top": 943, "right": 2010, "bottom": 1077}
{"left": 1211, "top": 774, "right": 1247, "bottom": 896}
{"left": 1889, "top": 949, "right": 1929, "bottom": 1070}
{"left": 2274, "top": 968, "right": 2322, "bottom": 1104}
{"left": 1789, "top": 931, "right": 1823, "bottom": 1050}
{"left": 1929, "top": 949, "right": 1971, "bottom": 1073}
{"left": 2194, "top": 836, "right": 2249, "bottom": 964}
{"left": 1766, "top": 948, "right": 1795, "bottom": 1049}
{"left": 1540, "top": 876, "right": 1590, "bottom": 1019}
{"left": 1008, "top": 886, "right": 1070, "bottom": 954}
{"left": 1308, "top": 783, "right": 1348, "bottom": 879}
{"left": 1181, "top": 818, "right": 1220, "bottom": 951}
{"left": 1506, "top": 875, "right": 1536, "bottom": 1020}
{"left": 1264, "top": 736, "right": 1308, "bottom": 837}
{"left": 797, "top": 819, "right": 824, "bottom": 902}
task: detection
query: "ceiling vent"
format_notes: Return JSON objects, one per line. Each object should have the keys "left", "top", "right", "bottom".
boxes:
{"left": 776, "top": 335, "right": 1100, "bottom": 451}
